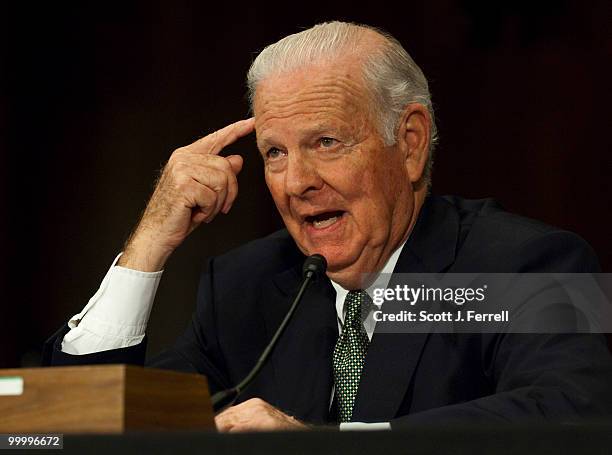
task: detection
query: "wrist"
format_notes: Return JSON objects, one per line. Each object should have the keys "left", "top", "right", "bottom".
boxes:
{"left": 119, "top": 234, "right": 173, "bottom": 272}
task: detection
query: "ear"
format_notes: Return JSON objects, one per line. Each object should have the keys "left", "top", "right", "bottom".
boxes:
{"left": 396, "top": 104, "right": 431, "bottom": 184}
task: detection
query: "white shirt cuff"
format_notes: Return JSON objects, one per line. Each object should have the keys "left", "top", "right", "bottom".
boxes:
{"left": 61, "top": 253, "right": 163, "bottom": 355}
{"left": 339, "top": 422, "right": 391, "bottom": 431}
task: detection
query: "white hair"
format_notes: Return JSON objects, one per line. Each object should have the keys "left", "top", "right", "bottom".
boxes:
{"left": 246, "top": 21, "right": 438, "bottom": 185}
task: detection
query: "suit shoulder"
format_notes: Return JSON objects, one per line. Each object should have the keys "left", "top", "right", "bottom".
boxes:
{"left": 441, "top": 196, "right": 600, "bottom": 272}
{"left": 443, "top": 195, "right": 556, "bottom": 237}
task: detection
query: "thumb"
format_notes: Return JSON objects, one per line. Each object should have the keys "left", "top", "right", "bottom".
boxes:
{"left": 226, "top": 155, "right": 244, "bottom": 175}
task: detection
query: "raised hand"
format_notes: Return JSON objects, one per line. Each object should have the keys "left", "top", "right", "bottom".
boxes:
{"left": 119, "top": 118, "right": 255, "bottom": 272}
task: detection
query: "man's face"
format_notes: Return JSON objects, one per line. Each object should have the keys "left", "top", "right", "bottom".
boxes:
{"left": 254, "top": 61, "right": 415, "bottom": 286}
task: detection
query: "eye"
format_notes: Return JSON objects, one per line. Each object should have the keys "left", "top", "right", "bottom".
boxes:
{"left": 265, "top": 147, "right": 285, "bottom": 160}
{"left": 320, "top": 137, "right": 337, "bottom": 148}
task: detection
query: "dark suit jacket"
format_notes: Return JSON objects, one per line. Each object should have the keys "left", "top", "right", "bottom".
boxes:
{"left": 43, "top": 195, "right": 612, "bottom": 426}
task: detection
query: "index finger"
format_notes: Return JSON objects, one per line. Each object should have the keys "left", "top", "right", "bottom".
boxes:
{"left": 191, "top": 117, "right": 255, "bottom": 155}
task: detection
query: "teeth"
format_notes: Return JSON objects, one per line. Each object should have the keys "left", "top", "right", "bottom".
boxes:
{"left": 312, "top": 216, "right": 339, "bottom": 229}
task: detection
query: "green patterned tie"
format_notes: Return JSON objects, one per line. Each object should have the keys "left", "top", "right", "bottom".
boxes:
{"left": 333, "top": 290, "right": 370, "bottom": 422}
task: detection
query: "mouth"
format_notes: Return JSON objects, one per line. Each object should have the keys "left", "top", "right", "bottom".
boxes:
{"left": 304, "top": 210, "right": 346, "bottom": 230}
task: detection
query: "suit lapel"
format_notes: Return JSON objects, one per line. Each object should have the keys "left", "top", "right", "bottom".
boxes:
{"left": 261, "top": 262, "right": 338, "bottom": 424}
{"left": 352, "top": 196, "right": 460, "bottom": 421}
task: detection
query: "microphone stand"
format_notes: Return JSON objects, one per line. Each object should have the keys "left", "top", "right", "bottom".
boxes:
{"left": 211, "top": 254, "right": 327, "bottom": 412}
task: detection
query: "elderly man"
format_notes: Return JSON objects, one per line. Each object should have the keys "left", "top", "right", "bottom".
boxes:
{"left": 44, "top": 22, "right": 612, "bottom": 431}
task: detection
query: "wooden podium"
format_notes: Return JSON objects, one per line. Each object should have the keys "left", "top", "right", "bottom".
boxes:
{"left": 0, "top": 365, "right": 215, "bottom": 433}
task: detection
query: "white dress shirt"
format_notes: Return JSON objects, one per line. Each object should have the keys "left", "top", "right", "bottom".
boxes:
{"left": 61, "top": 253, "right": 163, "bottom": 354}
{"left": 61, "top": 241, "right": 407, "bottom": 430}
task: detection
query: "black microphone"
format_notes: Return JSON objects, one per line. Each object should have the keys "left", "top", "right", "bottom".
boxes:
{"left": 211, "top": 254, "right": 328, "bottom": 412}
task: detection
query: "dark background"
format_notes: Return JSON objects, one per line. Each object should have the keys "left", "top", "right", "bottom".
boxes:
{"left": 1, "top": 1, "right": 610, "bottom": 368}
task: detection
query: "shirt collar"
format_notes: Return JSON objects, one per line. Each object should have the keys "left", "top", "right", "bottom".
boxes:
{"left": 331, "top": 239, "right": 409, "bottom": 322}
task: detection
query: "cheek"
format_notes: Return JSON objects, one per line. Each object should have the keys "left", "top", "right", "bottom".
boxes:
{"left": 355, "top": 156, "right": 407, "bottom": 218}
{"left": 265, "top": 173, "right": 288, "bottom": 211}
{"left": 373, "top": 152, "right": 408, "bottom": 196}
{"left": 321, "top": 154, "right": 370, "bottom": 198}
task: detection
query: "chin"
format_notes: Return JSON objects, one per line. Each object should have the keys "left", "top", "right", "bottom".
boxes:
{"left": 308, "top": 245, "right": 357, "bottom": 273}
{"left": 290, "top": 228, "right": 360, "bottom": 270}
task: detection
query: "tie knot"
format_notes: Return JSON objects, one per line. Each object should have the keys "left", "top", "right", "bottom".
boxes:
{"left": 344, "top": 290, "right": 366, "bottom": 324}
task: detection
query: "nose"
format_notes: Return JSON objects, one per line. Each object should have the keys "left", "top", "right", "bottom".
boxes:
{"left": 284, "top": 151, "right": 323, "bottom": 198}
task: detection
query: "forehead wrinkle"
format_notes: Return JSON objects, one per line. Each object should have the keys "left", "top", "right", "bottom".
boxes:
{"left": 260, "top": 73, "right": 365, "bottom": 109}
{"left": 258, "top": 82, "right": 365, "bottom": 127}
{"left": 259, "top": 100, "right": 356, "bottom": 126}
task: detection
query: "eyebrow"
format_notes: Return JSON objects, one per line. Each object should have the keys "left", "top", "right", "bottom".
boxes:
{"left": 257, "top": 123, "right": 342, "bottom": 150}
{"left": 255, "top": 136, "right": 274, "bottom": 151}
